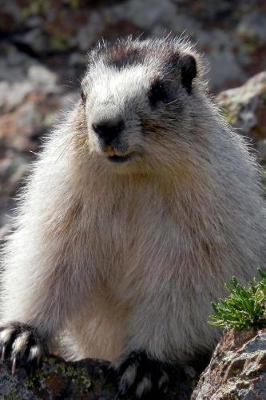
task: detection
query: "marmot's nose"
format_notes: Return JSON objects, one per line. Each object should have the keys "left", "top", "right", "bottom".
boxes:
{"left": 92, "top": 119, "right": 125, "bottom": 145}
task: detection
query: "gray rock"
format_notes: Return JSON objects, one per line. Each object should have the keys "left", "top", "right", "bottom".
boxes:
{"left": 216, "top": 72, "right": 266, "bottom": 159}
{"left": 237, "top": 11, "right": 266, "bottom": 44}
{"left": 0, "top": 354, "right": 197, "bottom": 400}
{"left": 0, "top": 356, "right": 117, "bottom": 400}
{"left": 192, "top": 329, "right": 266, "bottom": 400}
{"left": 27, "top": 65, "right": 58, "bottom": 93}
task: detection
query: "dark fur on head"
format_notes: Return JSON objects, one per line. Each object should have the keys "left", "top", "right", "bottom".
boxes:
{"left": 88, "top": 36, "right": 202, "bottom": 94}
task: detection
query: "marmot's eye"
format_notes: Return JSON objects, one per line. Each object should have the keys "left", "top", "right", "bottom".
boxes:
{"left": 148, "top": 80, "right": 169, "bottom": 107}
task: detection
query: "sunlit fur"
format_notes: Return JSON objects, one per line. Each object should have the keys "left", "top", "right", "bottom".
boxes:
{"left": 1, "top": 37, "right": 265, "bottom": 363}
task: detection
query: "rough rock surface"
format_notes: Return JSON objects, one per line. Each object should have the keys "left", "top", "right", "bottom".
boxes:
{"left": 191, "top": 328, "right": 266, "bottom": 400}
{"left": 0, "top": 330, "right": 265, "bottom": 399}
{"left": 217, "top": 72, "right": 266, "bottom": 162}
{"left": 0, "top": 356, "right": 117, "bottom": 400}
{"left": 217, "top": 72, "right": 266, "bottom": 192}
{"left": 0, "top": 355, "right": 201, "bottom": 399}
{"left": 0, "top": 44, "right": 77, "bottom": 236}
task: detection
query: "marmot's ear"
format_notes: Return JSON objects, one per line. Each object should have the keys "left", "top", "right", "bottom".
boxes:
{"left": 180, "top": 54, "right": 197, "bottom": 94}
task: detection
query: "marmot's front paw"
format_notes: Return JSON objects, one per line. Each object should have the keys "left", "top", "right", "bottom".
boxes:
{"left": 0, "top": 322, "right": 46, "bottom": 374}
{"left": 113, "top": 350, "right": 169, "bottom": 399}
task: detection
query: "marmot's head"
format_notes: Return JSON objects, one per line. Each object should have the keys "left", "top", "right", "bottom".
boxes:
{"left": 80, "top": 37, "right": 206, "bottom": 175}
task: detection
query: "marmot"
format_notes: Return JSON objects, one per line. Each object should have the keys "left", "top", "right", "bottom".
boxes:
{"left": 0, "top": 37, "right": 265, "bottom": 398}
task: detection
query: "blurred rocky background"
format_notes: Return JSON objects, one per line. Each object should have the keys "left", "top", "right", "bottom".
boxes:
{"left": 0, "top": 0, "right": 265, "bottom": 227}
{"left": 0, "top": 1, "right": 265, "bottom": 398}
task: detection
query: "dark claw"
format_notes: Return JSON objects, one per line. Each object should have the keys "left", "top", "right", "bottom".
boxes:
{"left": 113, "top": 350, "right": 170, "bottom": 399}
{"left": 1, "top": 345, "right": 6, "bottom": 362}
{"left": 11, "top": 356, "right": 17, "bottom": 375}
{"left": 0, "top": 322, "right": 46, "bottom": 373}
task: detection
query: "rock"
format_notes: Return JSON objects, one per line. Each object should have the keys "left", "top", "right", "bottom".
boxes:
{"left": 216, "top": 72, "right": 266, "bottom": 139}
{"left": 217, "top": 72, "right": 266, "bottom": 163}
{"left": 191, "top": 328, "right": 266, "bottom": 400}
{"left": 0, "top": 330, "right": 264, "bottom": 399}
{"left": 0, "top": 44, "right": 59, "bottom": 113}
{"left": 237, "top": 11, "right": 266, "bottom": 45}
{"left": 0, "top": 45, "right": 78, "bottom": 237}
{"left": 0, "top": 354, "right": 203, "bottom": 400}
{"left": 74, "top": 12, "right": 104, "bottom": 52}
{"left": 0, "top": 356, "right": 117, "bottom": 400}
{"left": 108, "top": 0, "right": 178, "bottom": 32}
{"left": 0, "top": 149, "right": 30, "bottom": 233}
{"left": 0, "top": 44, "right": 37, "bottom": 84}
{"left": 200, "top": 29, "right": 247, "bottom": 90}
{"left": 258, "top": 140, "right": 266, "bottom": 165}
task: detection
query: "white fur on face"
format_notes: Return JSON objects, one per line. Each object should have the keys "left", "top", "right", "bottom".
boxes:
{"left": 83, "top": 64, "right": 152, "bottom": 157}
{"left": 81, "top": 54, "right": 198, "bottom": 175}
{"left": 88, "top": 63, "right": 150, "bottom": 111}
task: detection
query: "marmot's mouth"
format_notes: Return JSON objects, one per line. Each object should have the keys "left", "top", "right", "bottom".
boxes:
{"left": 107, "top": 153, "right": 132, "bottom": 163}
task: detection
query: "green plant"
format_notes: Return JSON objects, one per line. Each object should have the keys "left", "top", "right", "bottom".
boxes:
{"left": 209, "top": 269, "right": 266, "bottom": 331}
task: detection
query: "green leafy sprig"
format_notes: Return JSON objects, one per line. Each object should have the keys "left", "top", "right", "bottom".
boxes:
{"left": 209, "top": 269, "right": 266, "bottom": 331}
